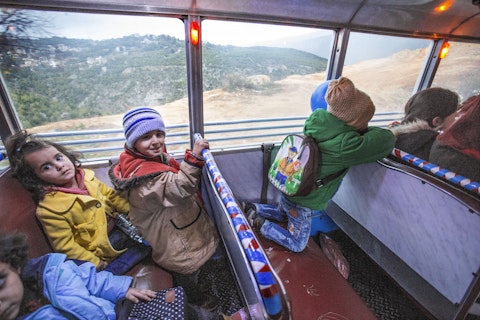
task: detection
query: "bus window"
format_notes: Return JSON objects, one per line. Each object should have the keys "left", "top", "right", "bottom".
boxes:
{"left": 0, "top": 9, "right": 187, "bottom": 163}
{"left": 201, "top": 20, "right": 333, "bottom": 148}
{"left": 431, "top": 41, "right": 480, "bottom": 101}
{"left": 342, "top": 32, "right": 430, "bottom": 117}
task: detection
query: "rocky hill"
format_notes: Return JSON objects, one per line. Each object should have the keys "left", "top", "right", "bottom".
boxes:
{"left": 1, "top": 35, "right": 327, "bottom": 127}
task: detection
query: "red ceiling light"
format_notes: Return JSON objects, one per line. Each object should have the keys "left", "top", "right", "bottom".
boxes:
{"left": 190, "top": 21, "right": 200, "bottom": 46}
{"left": 439, "top": 41, "right": 450, "bottom": 59}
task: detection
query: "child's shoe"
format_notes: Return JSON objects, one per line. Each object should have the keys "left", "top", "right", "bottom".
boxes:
{"left": 246, "top": 208, "right": 265, "bottom": 233}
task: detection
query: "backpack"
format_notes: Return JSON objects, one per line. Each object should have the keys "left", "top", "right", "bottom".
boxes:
{"left": 267, "top": 134, "right": 346, "bottom": 196}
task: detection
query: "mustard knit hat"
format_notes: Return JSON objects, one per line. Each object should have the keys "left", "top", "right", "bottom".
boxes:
{"left": 326, "top": 77, "right": 375, "bottom": 131}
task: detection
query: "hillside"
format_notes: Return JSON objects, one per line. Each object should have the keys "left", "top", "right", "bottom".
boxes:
{"left": 2, "top": 35, "right": 327, "bottom": 128}
{"left": 29, "top": 49, "right": 424, "bottom": 132}
{"left": 17, "top": 42, "right": 480, "bottom": 133}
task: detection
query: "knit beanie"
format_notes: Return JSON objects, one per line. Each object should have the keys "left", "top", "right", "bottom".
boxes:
{"left": 403, "top": 87, "right": 459, "bottom": 127}
{"left": 123, "top": 107, "right": 166, "bottom": 148}
{"left": 310, "top": 80, "right": 332, "bottom": 112}
{"left": 326, "top": 77, "right": 375, "bottom": 131}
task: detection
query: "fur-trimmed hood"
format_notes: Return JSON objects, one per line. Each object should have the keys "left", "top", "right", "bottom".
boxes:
{"left": 390, "top": 119, "right": 434, "bottom": 137}
{"left": 390, "top": 119, "right": 439, "bottom": 160}
{"left": 109, "top": 166, "right": 162, "bottom": 192}
{"left": 109, "top": 147, "right": 180, "bottom": 192}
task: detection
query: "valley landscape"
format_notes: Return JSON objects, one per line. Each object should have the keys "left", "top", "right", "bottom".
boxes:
{"left": 29, "top": 42, "right": 479, "bottom": 134}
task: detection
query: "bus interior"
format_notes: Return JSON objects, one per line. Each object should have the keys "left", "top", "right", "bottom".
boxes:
{"left": 1, "top": 1, "right": 479, "bottom": 319}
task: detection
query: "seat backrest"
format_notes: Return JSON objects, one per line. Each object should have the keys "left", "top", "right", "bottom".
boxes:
{"left": 0, "top": 169, "right": 52, "bottom": 257}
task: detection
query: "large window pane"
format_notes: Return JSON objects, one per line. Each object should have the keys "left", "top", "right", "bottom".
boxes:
{"left": 432, "top": 41, "right": 480, "bottom": 102}
{"left": 201, "top": 20, "right": 333, "bottom": 147}
{"left": 0, "top": 9, "right": 186, "bottom": 162}
{"left": 343, "top": 32, "right": 429, "bottom": 116}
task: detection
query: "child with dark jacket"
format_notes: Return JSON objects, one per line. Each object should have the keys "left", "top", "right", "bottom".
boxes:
{"left": 389, "top": 87, "right": 459, "bottom": 160}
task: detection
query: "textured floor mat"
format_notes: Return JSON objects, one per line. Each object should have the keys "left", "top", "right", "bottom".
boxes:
{"left": 200, "top": 253, "right": 246, "bottom": 316}
{"left": 326, "top": 230, "right": 432, "bottom": 320}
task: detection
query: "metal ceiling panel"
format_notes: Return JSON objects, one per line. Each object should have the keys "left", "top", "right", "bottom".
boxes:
{"left": 353, "top": 1, "right": 480, "bottom": 39}
{"left": 0, "top": 0, "right": 479, "bottom": 41}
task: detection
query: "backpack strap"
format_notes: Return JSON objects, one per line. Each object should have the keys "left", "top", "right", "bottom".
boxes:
{"left": 261, "top": 143, "right": 275, "bottom": 203}
{"left": 309, "top": 134, "right": 347, "bottom": 189}
{"left": 315, "top": 168, "right": 347, "bottom": 188}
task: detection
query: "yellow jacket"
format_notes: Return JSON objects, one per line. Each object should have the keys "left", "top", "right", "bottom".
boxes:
{"left": 37, "top": 169, "right": 130, "bottom": 267}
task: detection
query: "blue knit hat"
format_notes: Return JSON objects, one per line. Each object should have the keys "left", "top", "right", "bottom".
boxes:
{"left": 123, "top": 107, "right": 166, "bottom": 148}
{"left": 310, "top": 80, "right": 332, "bottom": 112}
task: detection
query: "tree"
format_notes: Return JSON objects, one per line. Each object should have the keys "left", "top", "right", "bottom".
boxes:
{"left": 0, "top": 8, "right": 50, "bottom": 72}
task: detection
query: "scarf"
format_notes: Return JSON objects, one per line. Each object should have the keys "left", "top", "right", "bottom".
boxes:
{"left": 44, "top": 167, "right": 89, "bottom": 195}
{"left": 114, "top": 147, "right": 180, "bottom": 179}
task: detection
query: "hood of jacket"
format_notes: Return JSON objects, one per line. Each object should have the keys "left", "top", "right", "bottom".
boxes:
{"left": 291, "top": 109, "right": 395, "bottom": 210}
{"left": 389, "top": 119, "right": 434, "bottom": 137}
{"left": 304, "top": 109, "right": 355, "bottom": 143}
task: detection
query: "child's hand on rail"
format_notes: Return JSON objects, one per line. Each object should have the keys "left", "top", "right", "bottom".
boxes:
{"left": 193, "top": 138, "right": 209, "bottom": 155}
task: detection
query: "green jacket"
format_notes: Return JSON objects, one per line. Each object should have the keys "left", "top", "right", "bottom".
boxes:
{"left": 287, "top": 109, "right": 395, "bottom": 210}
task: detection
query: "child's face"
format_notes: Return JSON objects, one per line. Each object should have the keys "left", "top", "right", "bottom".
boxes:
{"left": 288, "top": 149, "right": 297, "bottom": 159}
{"left": 0, "top": 262, "right": 24, "bottom": 320}
{"left": 134, "top": 130, "right": 165, "bottom": 158}
{"left": 24, "top": 146, "right": 77, "bottom": 188}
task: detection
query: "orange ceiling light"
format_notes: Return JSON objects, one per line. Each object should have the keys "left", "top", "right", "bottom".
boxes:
{"left": 190, "top": 21, "right": 200, "bottom": 46}
{"left": 434, "top": 0, "right": 453, "bottom": 12}
{"left": 439, "top": 41, "right": 450, "bottom": 59}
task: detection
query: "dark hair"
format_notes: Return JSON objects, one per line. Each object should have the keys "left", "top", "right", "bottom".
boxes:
{"left": 0, "top": 232, "right": 29, "bottom": 271}
{"left": 403, "top": 87, "right": 459, "bottom": 128}
{"left": 4, "top": 130, "right": 81, "bottom": 204}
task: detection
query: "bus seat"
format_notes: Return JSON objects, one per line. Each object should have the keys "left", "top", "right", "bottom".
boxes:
{"left": 204, "top": 148, "right": 377, "bottom": 319}
{"left": 0, "top": 169, "right": 52, "bottom": 257}
{"left": 0, "top": 167, "right": 173, "bottom": 290}
{"left": 260, "top": 235, "right": 377, "bottom": 319}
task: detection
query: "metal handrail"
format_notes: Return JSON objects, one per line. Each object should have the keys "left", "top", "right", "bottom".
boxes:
{"left": 0, "top": 113, "right": 402, "bottom": 165}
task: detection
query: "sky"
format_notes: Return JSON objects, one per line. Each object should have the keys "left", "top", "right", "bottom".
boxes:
{"left": 39, "top": 11, "right": 321, "bottom": 47}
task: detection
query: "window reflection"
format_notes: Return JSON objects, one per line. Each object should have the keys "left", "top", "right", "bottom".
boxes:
{"left": 343, "top": 32, "right": 429, "bottom": 114}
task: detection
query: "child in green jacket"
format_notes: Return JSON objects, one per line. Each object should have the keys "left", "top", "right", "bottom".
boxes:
{"left": 247, "top": 77, "right": 395, "bottom": 252}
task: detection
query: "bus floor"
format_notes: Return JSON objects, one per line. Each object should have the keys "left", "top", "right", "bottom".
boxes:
{"left": 325, "top": 230, "right": 480, "bottom": 320}
{"left": 199, "top": 245, "right": 246, "bottom": 317}
{"left": 201, "top": 229, "right": 480, "bottom": 320}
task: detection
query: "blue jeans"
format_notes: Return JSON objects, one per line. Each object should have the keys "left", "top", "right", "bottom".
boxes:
{"left": 253, "top": 196, "right": 312, "bottom": 252}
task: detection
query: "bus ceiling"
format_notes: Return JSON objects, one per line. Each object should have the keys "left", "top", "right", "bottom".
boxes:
{"left": 0, "top": 0, "right": 479, "bottom": 43}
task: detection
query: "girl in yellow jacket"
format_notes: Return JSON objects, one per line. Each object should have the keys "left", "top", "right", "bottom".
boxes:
{"left": 5, "top": 130, "right": 147, "bottom": 273}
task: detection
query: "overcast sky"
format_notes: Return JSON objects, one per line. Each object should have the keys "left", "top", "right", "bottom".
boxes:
{"left": 40, "top": 11, "right": 320, "bottom": 47}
